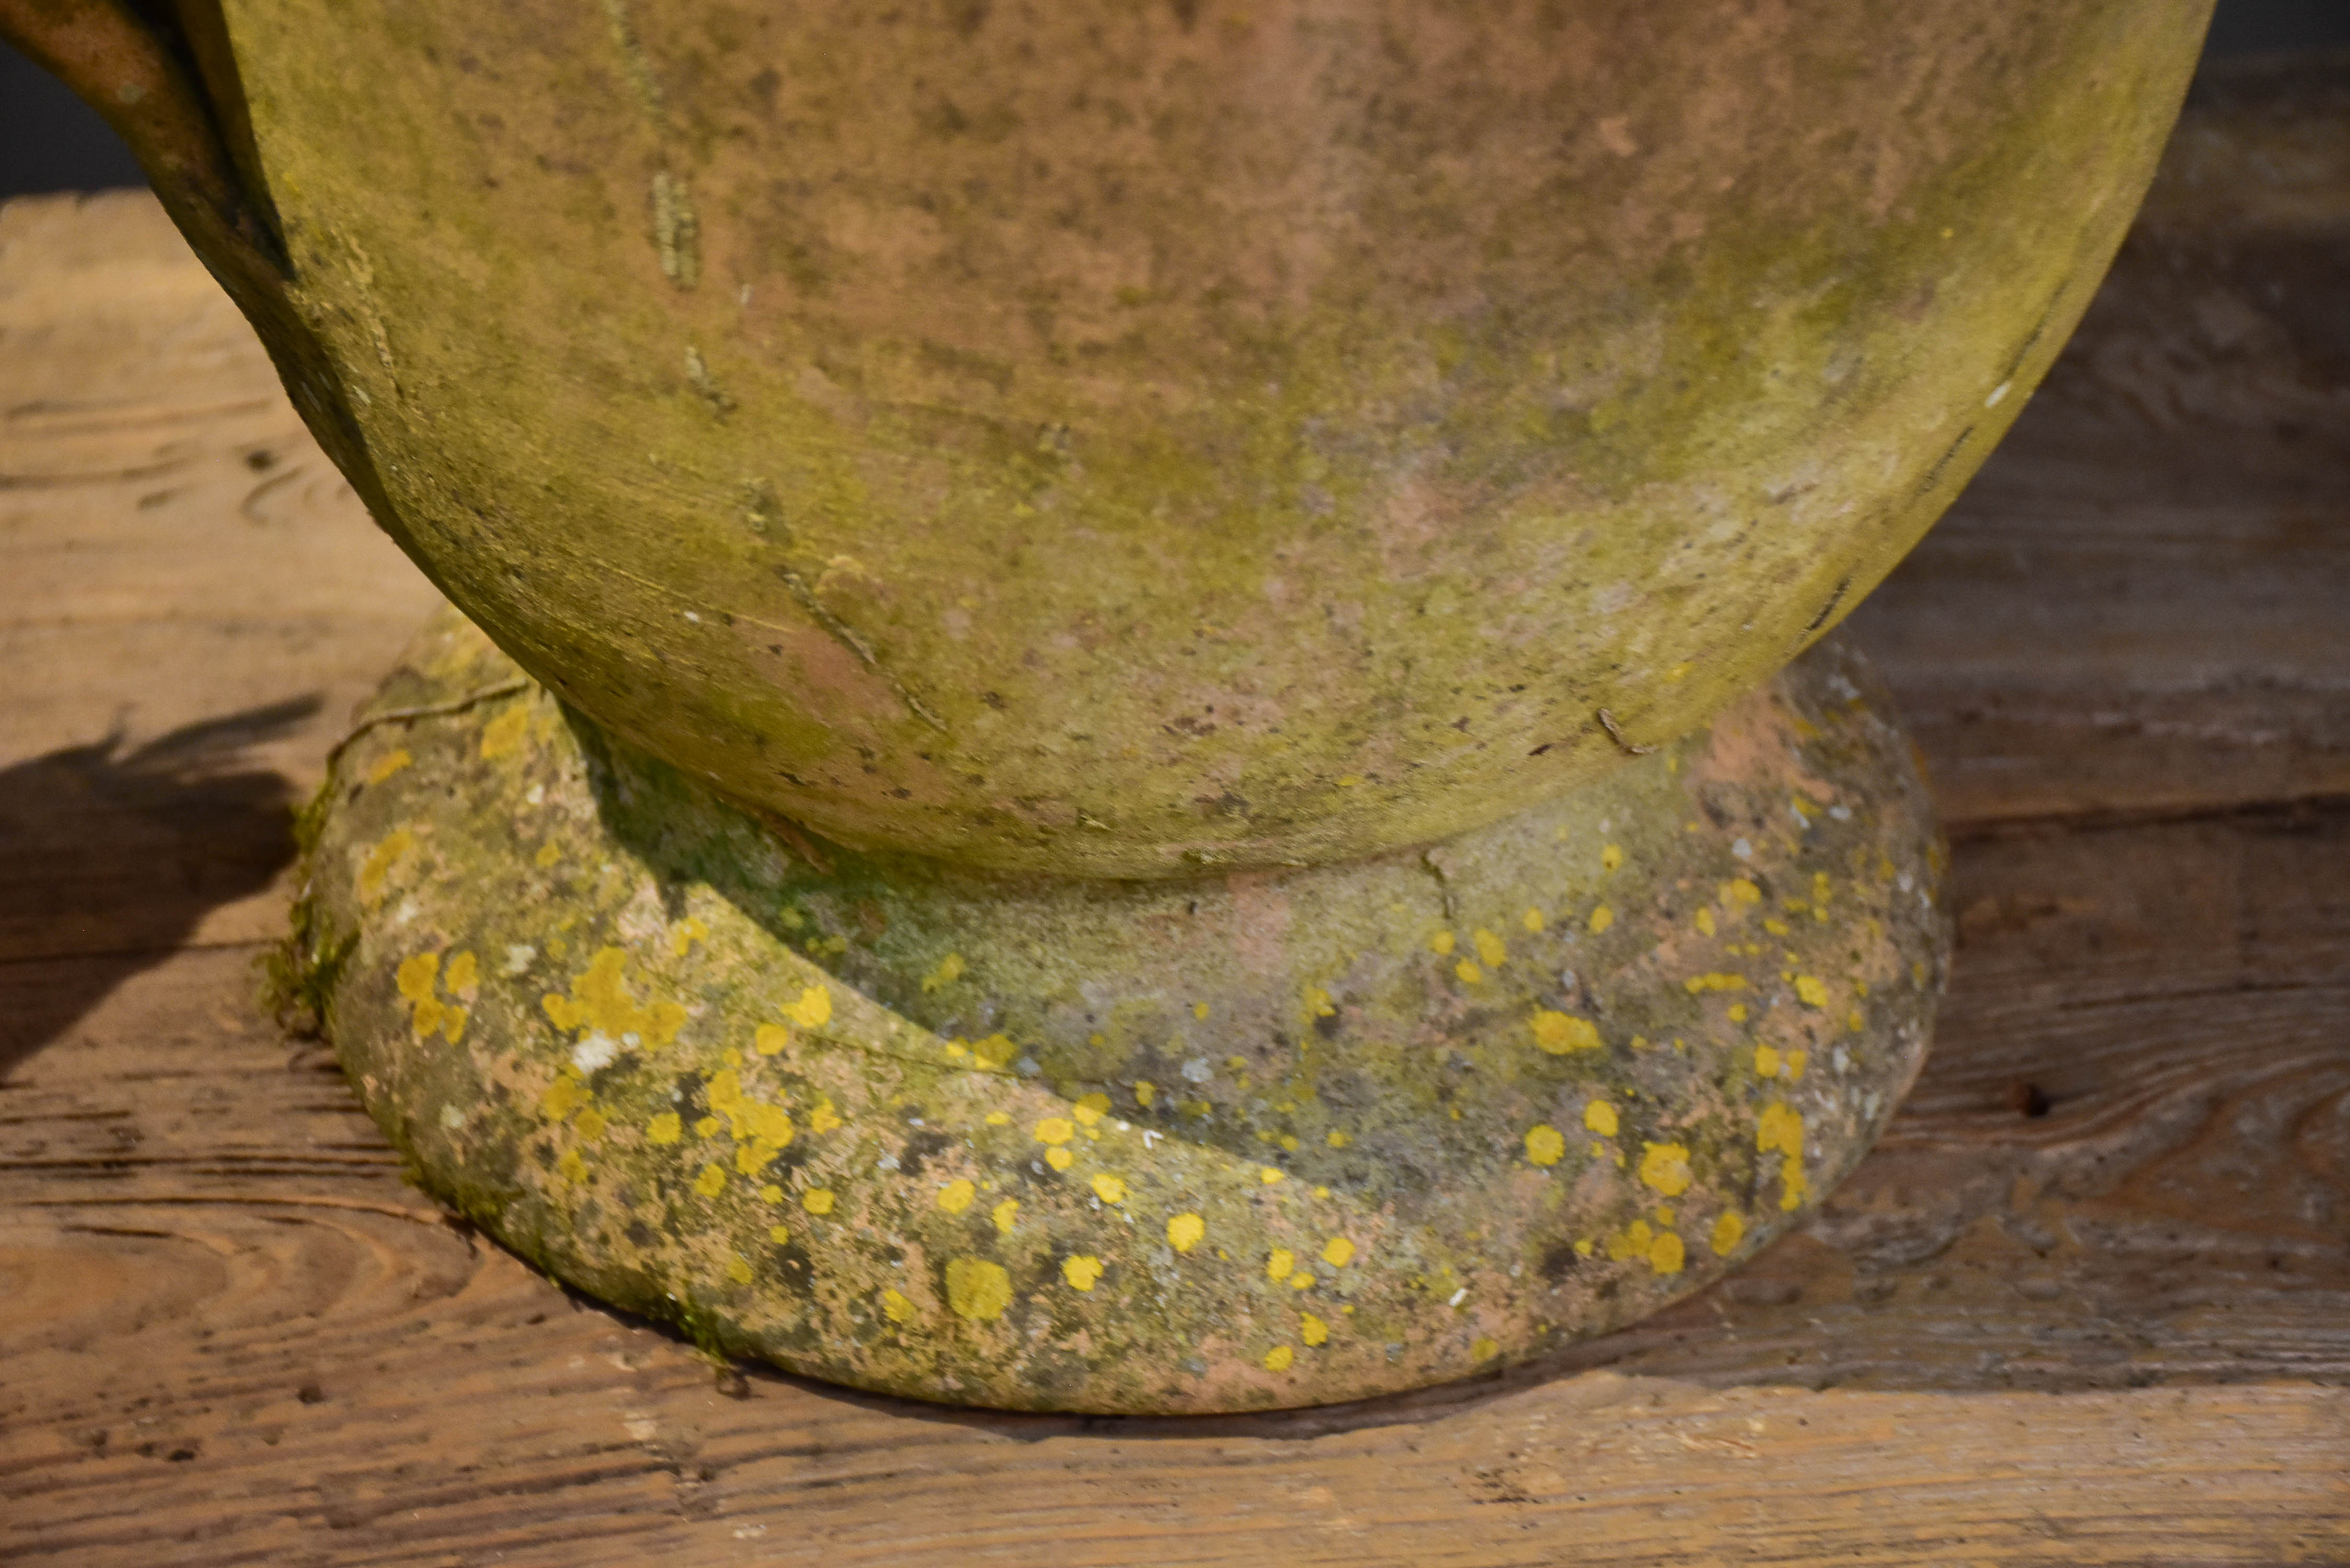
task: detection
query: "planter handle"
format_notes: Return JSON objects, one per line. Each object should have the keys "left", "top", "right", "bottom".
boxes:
{"left": 2, "top": 0, "right": 285, "bottom": 275}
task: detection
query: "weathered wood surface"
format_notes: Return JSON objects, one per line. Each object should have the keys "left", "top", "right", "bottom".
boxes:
{"left": 3, "top": 55, "right": 2346, "bottom": 1566}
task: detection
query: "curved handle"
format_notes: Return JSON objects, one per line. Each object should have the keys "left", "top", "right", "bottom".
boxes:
{"left": 1, "top": 0, "right": 284, "bottom": 274}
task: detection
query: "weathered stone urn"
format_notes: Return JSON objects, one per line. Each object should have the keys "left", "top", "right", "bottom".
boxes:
{"left": 9, "top": 0, "right": 2210, "bottom": 1411}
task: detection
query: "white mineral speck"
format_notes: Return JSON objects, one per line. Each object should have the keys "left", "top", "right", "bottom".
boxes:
{"left": 1181, "top": 1057, "right": 1213, "bottom": 1083}
{"left": 571, "top": 1033, "right": 620, "bottom": 1074}
{"left": 502, "top": 944, "right": 537, "bottom": 975}
{"left": 1732, "top": 837, "right": 1753, "bottom": 860}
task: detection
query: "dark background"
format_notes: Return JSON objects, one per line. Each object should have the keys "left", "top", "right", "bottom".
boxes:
{"left": 6, "top": 1, "right": 2350, "bottom": 200}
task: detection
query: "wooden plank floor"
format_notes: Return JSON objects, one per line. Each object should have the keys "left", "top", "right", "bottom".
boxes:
{"left": 4, "top": 55, "right": 2346, "bottom": 1567}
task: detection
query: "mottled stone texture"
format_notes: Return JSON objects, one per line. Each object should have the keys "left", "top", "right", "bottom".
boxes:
{"left": 14, "top": 0, "right": 2202, "bottom": 877}
{"left": 299, "top": 608, "right": 1948, "bottom": 1413}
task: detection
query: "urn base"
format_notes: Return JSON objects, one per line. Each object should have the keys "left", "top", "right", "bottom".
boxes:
{"left": 294, "top": 607, "right": 1948, "bottom": 1414}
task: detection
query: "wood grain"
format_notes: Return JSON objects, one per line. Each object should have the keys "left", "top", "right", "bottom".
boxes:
{"left": 3, "top": 55, "right": 2347, "bottom": 1566}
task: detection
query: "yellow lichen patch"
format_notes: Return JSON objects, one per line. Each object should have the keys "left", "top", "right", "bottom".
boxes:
{"left": 1757, "top": 1102, "right": 1805, "bottom": 1159}
{"left": 365, "top": 748, "right": 413, "bottom": 785}
{"left": 785, "top": 985, "right": 832, "bottom": 1029}
{"left": 1755, "top": 1043, "right": 1783, "bottom": 1078}
{"left": 1684, "top": 971, "right": 1748, "bottom": 994}
{"left": 443, "top": 950, "right": 478, "bottom": 995}
{"left": 754, "top": 1023, "right": 789, "bottom": 1057}
{"left": 557, "top": 1148, "right": 589, "bottom": 1185}
{"left": 1032, "top": 1117, "right": 1074, "bottom": 1146}
{"left": 1471, "top": 1337, "right": 1501, "bottom": 1362}
{"left": 1301, "top": 1313, "right": 1330, "bottom": 1347}
{"left": 540, "top": 1074, "right": 587, "bottom": 1122}
{"left": 358, "top": 827, "right": 414, "bottom": 906}
{"left": 945, "top": 1258, "right": 1012, "bottom": 1322}
{"left": 740, "top": 1104, "right": 796, "bottom": 1151}
{"left": 573, "top": 1106, "right": 608, "bottom": 1142}
{"left": 1327, "top": 1129, "right": 1351, "bottom": 1148}
{"left": 1472, "top": 928, "right": 1509, "bottom": 967}
{"left": 881, "top": 1287, "right": 916, "bottom": 1323}
{"left": 1303, "top": 985, "right": 1336, "bottom": 1019}
{"left": 694, "top": 1115, "right": 721, "bottom": 1138}
{"left": 694, "top": 1164, "right": 727, "bottom": 1198}
{"left": 1763, "top": 916, "right": 1791, "bottom": 937}
{"left": 802, "top": 1188, "right": 836, "bottom": 1215}
{"left": 938, "top": 1178, "right": 976, "bottom": 1214}
{"left": 1724, "top": 879, "right": 1762, "bottom": 907}
{"left": 397, "top": 951, "right": 456, "bottom": 1041}
{"left": 1584, "top": 1099, "right": 1620, "bottom": 1137}
{"left": 1780, "top": 1157, "right": 1811, "bottom": 1210}
{"left": 1639, "top": 1142, "right": 1694, "bottom": 1196}
{"left": 992, "top": 1198, "right": 1019, "bottom": 1235}
{"left": 1531, "top": 1009, "right": 1602, "bottom": 1054}
{"left": 1167, "top": 1213, "right": 1205, "bottom": 1253}
{"left": 669, "top": 915, "right": 709, "bottom": 956}
{"left": 1785, "top": 1049, "right": 1809, "bottom": 1081}
{"left": 1267, "top": 1248, "right": 1295, "bottom": 1282}
{"left": 1192, "top": 1001, "right": 1211, "bottom": 1020}
{"left": 1696, "top": 906, "right": 1717, "bottom": 936}
{"left": 1454, "top": 960, "right": 1483, "bottom": 984}
{"left": 984, "top": 1109, "right": 1011, "bottom": 1126}
{"left": 1711, "top": 1210, "right": 1746, "bottom": 1256}
{"left": 1320, "top": 1237, "right": 1356, "bottom": 1269}
{"left": 1263, "top": 1345, "right": 1295, "bottom": 1373}
{"left": 735, "top": 1142, "right": 780, "bottom": 1176}
{"left": 534, "top": 840, "right": 561, "bottom": 869}
{"left": 1795, "top": 974, "right": 1830, "bottom": 1008}
{"left": 643, "top": 1111, "right": 682, "bottom": 1146}
{"left": 542, "top": 948, "right": 687, "bottom": 1050}
{"left": 1062, "top": 1255, "right": 1104, "bottom": 1292}
{"left": 1134, "top": 1080, "right": 1157, "bottom": 1108}
{"left": 1073, "top": 1093, "right": 1112, "bottom": 1126}
{"left": 396, "top": 951, "right": 439, "bottom": 1004}
{"left": 759, "top": 1183, "right": 783, "bottom": 1204}
{"left": 1525, "top": 1124, "right": 1566, "bottom": 1167}
{"left": 1605, "top": 1219, "right": 1655, "bottom": 1262}
{"left": 1045, "top": 1147, "right": 1076, "bottom": 1172}
{"left": 1289, "top": 1271, "right": 1315, "bottom": 1290}
{"left": 726, "top": 1254, "right": 755, "bottom": 1285}
{"left": 920, "top": 952, "right": 966, "bottom": 993}
{"left": 1259, "top": 1167, "right": 1284, "bottom": 1184}
{"left": 1429, "top": 931, "right": 1456, "bottom": 956}
{"left": 1727, "top": 1003, "right": 1749, "bottom": 1023}
{"left": 1090, "top": 1173, "right": 1127, "bottom": 1205}
{"left": 808, "top": 1099, "right": 843, "bottom": 1134}
{"left": 1602, "top": 843, "right": 1625, "bottom": 873}
{"left": 1648, "top": 1230, "right": 1686, "bottom": 1275}
{"left": 478, "top": 705, "right": 530, "bottom": 759}
{"left": 1588, "top": 905, "right": 1616, "bottom": 935}
{"left": 768, "top": 1223, "right": 790, "bottom": 1244}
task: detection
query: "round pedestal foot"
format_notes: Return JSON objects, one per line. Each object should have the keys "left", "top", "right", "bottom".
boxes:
{"left": 297, "top": 607, "right": 1948, "bottom": 1413}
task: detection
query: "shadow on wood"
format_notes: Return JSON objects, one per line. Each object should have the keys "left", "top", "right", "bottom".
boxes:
{"left": 0, "top": 696, "right": 317, "bottom": 1078}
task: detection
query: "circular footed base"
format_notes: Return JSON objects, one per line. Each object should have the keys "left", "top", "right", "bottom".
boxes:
{"left": 298, "top": 608, "right": 1948, "bottom": 1413}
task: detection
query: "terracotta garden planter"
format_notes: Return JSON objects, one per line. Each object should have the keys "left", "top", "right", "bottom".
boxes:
{"left": 7, "top": 0, "right": 2210, "bottom": 1410}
